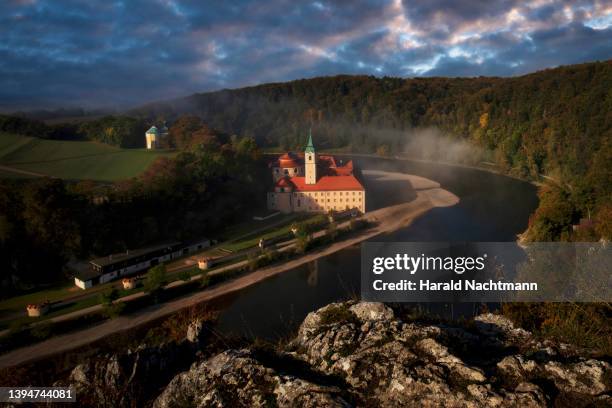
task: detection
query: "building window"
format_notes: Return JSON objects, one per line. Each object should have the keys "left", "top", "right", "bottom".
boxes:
{"left": 297, "top": 199, "right": 301, "bottom": 207}
{"left": 284, "top": 169, "right": 289, "bottom": 175}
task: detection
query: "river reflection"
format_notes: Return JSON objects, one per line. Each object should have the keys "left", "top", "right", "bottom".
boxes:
{"left": 215, "top": 157, "right": 539, "bottom": 340}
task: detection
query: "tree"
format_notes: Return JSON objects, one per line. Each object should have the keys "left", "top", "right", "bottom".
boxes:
{"left": 327, "top": 222, "right": 338, "bottom": 241}
{"left": 144, "top": 264, "right": 167, "bottom": 302}
{"left": 168, "top": 115, "right": 204, "bottom": 149}
{"left": 292, "top": 221, "right": 313, "bottom": 254}
{"left": 595, "top": 204, "right": 612, "bottom": 240}
{"left": 200, "top": 271, "right": 210, "bottom": 288}
{"left": 99, "top": 287, "right": 119, "bottom": 306}
{"left": 376, "top": 144, "right": 390, "bottom": 157}
{"left": 99, "top": 286, "right": 125, "bottom": 318}
{"left": 179, "top": 269, "right": 191, "bottom": 282}
{"left": 525, "top": 186, "right": 575, "bottom": 241}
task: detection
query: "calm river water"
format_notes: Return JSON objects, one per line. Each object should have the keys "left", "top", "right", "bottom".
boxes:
{"left": 213, "top": 157, "right": 539, "bottom": 340}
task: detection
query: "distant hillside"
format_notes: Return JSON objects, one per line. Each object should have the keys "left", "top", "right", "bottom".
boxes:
{"left": 132, "top": 61, "right": 611, "bottom": 183}
{"left": 132, "top": 61, "right": 612, "bottom": 241}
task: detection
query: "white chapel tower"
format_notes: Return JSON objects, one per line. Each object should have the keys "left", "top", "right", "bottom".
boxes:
{"left": 305, "top": 128, "right": 317, "bottom": 184}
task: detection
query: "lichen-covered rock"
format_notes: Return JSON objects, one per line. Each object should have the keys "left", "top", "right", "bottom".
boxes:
{"left": 474, "top": 313, "right": 531, "bottom": 342}
{"left": 348, "top": 301, "right": 394, "bottom": 322}
{"left": 66, "top": 342, "right": 195, "bottom": 407}
{"left": 279, "top": 301, "right": 608, "bottom": 407}
{"left": 153, "top": 349, "right": 350, "bottom": 408}
{"left": 543, "top": 359, "right": 610, "bottom": 395}
{"left": 96, "top": 301, "right": 608, "bottom": 408}
{"left": 186, "top": 319, "right": 203, "bottom": 343}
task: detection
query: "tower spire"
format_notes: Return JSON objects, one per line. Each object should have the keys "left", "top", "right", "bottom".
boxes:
{"left": 304, "top": 127, "right": 317, "bottom": 184}
{"left": 305, "top": 127, "right": 315, "bottom": 153}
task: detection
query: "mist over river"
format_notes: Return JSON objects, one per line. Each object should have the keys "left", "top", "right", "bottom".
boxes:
{"left": 213, "top": 157, "right": 539, "bottom": 340}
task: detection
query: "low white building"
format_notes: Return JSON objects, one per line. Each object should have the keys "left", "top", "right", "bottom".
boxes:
{"left": 74, "top": 238, "right": 210, "bottom": 289}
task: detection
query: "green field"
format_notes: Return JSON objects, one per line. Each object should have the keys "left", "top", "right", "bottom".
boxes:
{"left": 0, "top": 133, "right": 175, "bottom": 181}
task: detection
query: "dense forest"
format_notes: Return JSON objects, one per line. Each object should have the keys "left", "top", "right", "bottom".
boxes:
{"left": 132, "top": 61, "right": 611, "bottom": 242}
{"left": 0, "top": 114, "right": 147, "bottom": 147}
{"left": 0, "top": 128, "right": 266, "bottom": 296}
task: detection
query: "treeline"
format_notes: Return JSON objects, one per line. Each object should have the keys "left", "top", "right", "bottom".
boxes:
{"left": 0, "top": 114, "right": 147, "bottom": 147}
{"left": 0, "top": 133, "right": 267, "bottom": 297}
{"left": 133, "top": 61, "right": 612, "bottom": 241}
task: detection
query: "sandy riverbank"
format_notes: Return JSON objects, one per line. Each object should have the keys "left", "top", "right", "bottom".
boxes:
{"left": 0, "top": 172, "right": 458, "bottom": 369}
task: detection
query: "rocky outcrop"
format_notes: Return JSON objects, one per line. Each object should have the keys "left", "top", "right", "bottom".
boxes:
{"left": 154, "top": 302, "right": 611, "bottom": 408}
{"left": 154, "top": 349, "right": 351, "bottom": 408}
{"left": 65, "top": 342, "right": 195, "bottom": 407}
{"left": 56, "top": 303, "right": 609, "bottom": 407}
{"left": 63, "top": 319, "right": 208, "bottom": 407}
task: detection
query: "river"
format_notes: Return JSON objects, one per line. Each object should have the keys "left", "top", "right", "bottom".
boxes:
{"left": 213, "top": 157, "right": 539, "bottom": 340}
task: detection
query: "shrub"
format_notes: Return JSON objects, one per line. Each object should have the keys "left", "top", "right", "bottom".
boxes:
{"left": 200, "top": 271, "right": 210, "bottom": 288}
{"left": 326, "top": 222, "right": 338, "bottom": 241}
{"left": 144, "top": 264, "right": 167, "bottom": 302}
{"left": 501, "top": 302, "right": 612, "bottom": 354}
{"left": 318, "top": 304, "right": 357, "bottom": 326}
{"left": 99, "top": 287, "right": 119, "bottom": 306}
{"left": 102, "top": 302, "right": 125, "bottom": 319}
{"left": 30, "top": 321, "right": 53, "bottom": 340}
{"left": 179, "top": 269, "right": 191, "bottom": 282}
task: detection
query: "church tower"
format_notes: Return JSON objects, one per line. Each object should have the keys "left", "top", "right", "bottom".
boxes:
{"left": 305, "top": 128, "right": 317, "bottom": 185}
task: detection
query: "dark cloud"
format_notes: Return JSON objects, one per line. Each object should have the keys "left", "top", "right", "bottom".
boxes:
{"left": 0, "top": 0, "right": 610, "bottom": 110}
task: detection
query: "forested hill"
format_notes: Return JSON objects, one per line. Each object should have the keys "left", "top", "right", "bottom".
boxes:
{"left": 132, "top": 60, "right": 611, "bottom": 241}
{"left": 132, "top": 61, "right": 611, "bottom": 182}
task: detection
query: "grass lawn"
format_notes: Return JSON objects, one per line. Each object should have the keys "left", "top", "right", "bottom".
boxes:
{"left": 0, "top": 132, "right": 176, "bottom": 181}
{"left": 219, "top": 213, "right": 296, "bottom": 241}
{"left": 0, "top": 296, "right": 101, "bottom": 331}
{"left": 221, "top": 223, "right": 295, "bottom": 252}
{"left": 0, "top": 283, "right": 76, "bottom": 313}
{"left": 0, "top": 168, "right": 32, "bottom": 179}
{"left": 219, "top": 213, "right": 318, "bottom": 252}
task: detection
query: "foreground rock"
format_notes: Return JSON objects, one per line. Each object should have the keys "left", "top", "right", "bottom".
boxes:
{"left": 153, "top": 302, "right": 611, "bottom": 407}
{"left": 154, "top": 349, "right": 350, "bottom": 408}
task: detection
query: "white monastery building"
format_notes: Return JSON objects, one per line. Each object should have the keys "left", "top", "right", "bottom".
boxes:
{"left": 267, "top": 131, "right": 365, "bottom": 214}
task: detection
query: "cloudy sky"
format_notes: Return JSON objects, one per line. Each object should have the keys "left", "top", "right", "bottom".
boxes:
{"left": 1, "top": 0, "right": 611, "bottom": 110}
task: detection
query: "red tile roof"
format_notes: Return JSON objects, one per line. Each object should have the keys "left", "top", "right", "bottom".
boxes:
{"left": 275, "top": 177, "right": 294, "bottom": 188}
{"left": 290, "top": 175, "right": 364, "bottom": 191}
{"left": 278, "top": 152, "right": 302, "bottom": 168}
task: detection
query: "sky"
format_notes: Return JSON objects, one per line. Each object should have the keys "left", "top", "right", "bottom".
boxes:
{"left": 1, "top": 0, "right": 611, "bottom": 110}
